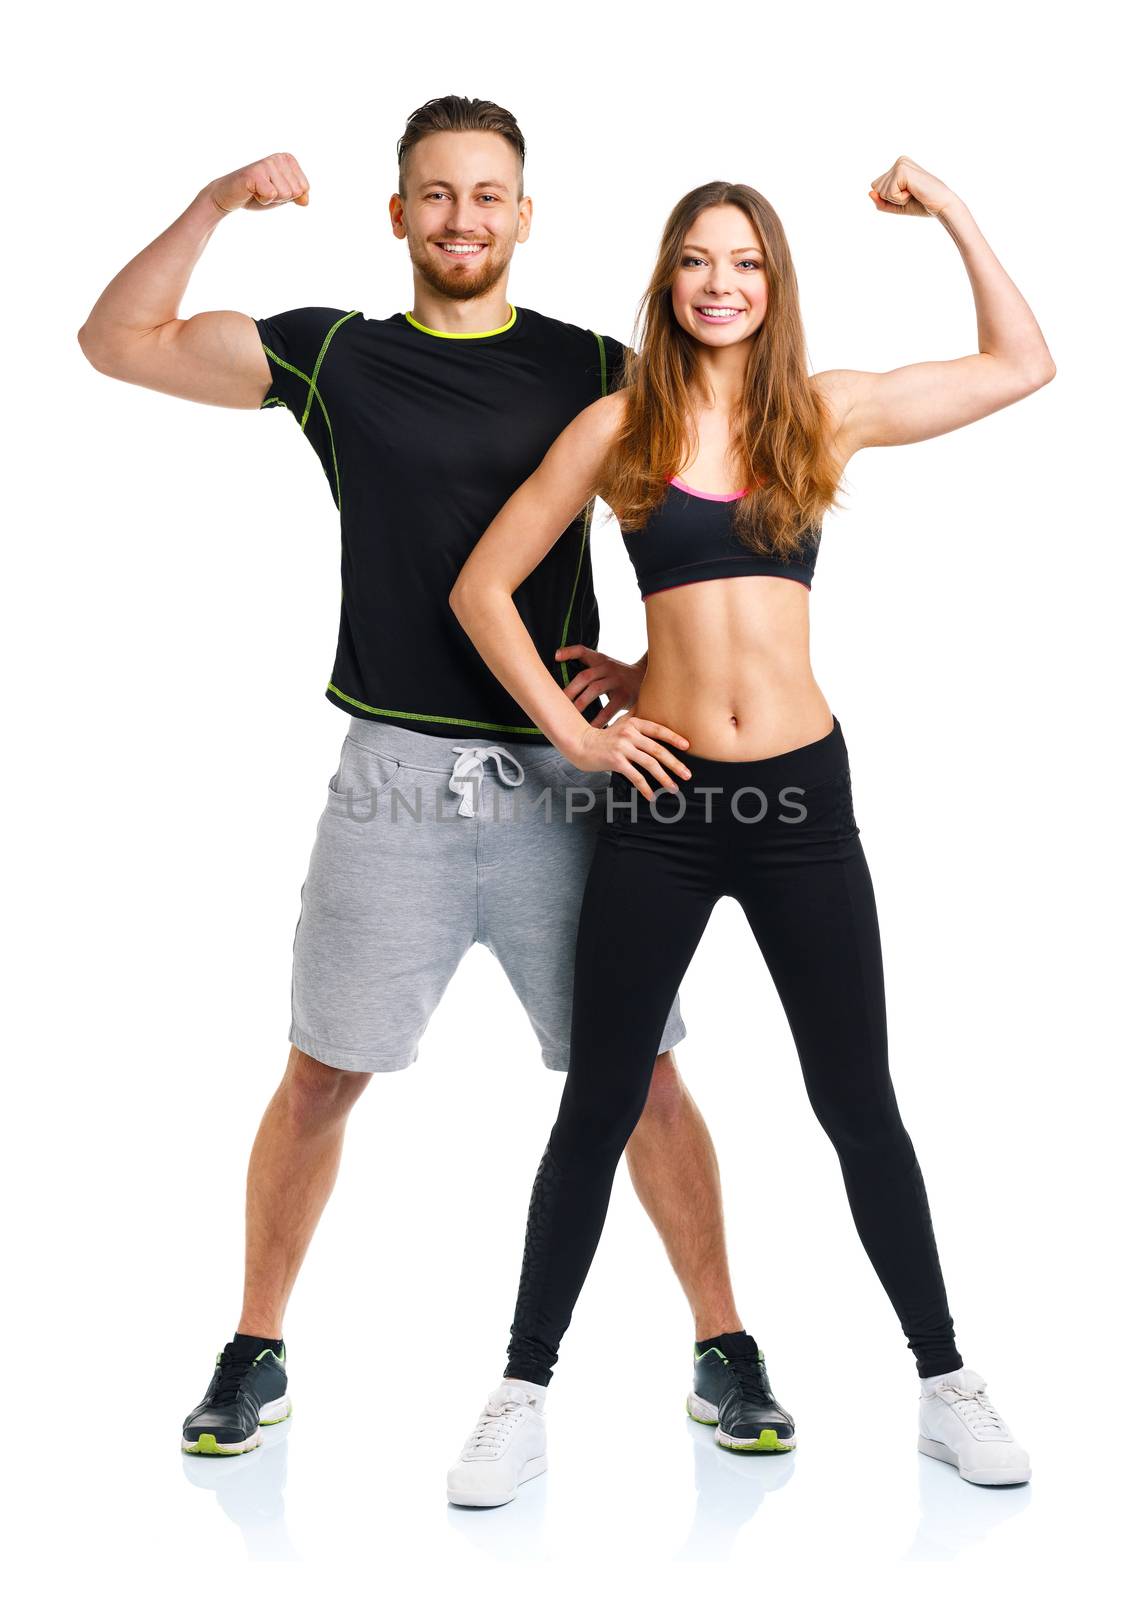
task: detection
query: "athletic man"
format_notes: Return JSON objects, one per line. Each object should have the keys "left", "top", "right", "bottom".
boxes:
{"left": 78, "top": 98, "right": 775, "bottom": 1476}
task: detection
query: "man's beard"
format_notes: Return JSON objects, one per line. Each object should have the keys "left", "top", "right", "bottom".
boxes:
{"left": 408, "top": 235, "right": 511, "bottom": 302}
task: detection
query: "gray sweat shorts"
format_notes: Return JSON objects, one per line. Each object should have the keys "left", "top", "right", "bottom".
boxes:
{"left": 289, "top": 719, "right": 687, "bottom": 1073}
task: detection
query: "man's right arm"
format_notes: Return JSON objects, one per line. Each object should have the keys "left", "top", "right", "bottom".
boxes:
{"left": 76, "top": 153, "right": 310, "bottom": 409}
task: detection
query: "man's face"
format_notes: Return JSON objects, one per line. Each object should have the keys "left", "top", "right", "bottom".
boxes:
{"left": 391, "top": 131, "right": 531, "bottom": 301}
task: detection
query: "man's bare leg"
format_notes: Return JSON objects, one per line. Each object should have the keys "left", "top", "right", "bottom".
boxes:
{"left": 237, "top": 1046, "right": 372, "bottom": 1337}
{"left": 624, "top": 1049, "right": 743, "bottom": 1342}
{"left": 235, "top": 1045, "right": 738, "bottom": 1343}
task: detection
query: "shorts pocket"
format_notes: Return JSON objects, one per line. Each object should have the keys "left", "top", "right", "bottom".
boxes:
{"left": 326, "top": 739, "right": 404, "bottom": 814}
{"left": 549, "top": 753, "right": 611, "bottom": 788}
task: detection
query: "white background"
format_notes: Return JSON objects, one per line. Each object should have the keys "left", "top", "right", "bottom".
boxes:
{"left": 5, "top": 0, "right": 1141, "bottom": 1593}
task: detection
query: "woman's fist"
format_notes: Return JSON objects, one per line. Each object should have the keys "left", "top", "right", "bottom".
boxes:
{"left": 206, "top": 153, "right": 310, "bottom": 215}
{"left": 867, "top": 156, "right": 955, "bottom": 219}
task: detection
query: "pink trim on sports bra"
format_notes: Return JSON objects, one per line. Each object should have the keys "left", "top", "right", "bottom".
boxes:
{"left": 643, "top": 572, "right": 810, "bottom": 601}
{"left": 669, "top": 475, "right": 747, "bottom": 503}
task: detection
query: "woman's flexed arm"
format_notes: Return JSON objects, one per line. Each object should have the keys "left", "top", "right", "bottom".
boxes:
{"left": 817, "top": 156, "right": 1056, "bottom": 458}
{"left": 449, "top": 393, "right": 690, "bottom": 797}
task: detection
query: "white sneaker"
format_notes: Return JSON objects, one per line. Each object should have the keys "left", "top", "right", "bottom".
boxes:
{"left": 918, "top": 1368, "right": 1031, "bottom": 1486}
{"left": 447, "top": 1381, "right": 548, "bottom": 1508}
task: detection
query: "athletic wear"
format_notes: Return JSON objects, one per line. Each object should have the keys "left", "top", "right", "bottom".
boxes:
{"left": 255, "top": 303, "right": 625, "bottom": 742}
{"left": 228, "top": 1331, "right": 283, "bottom": 1362}
{"left": 622, "top": 477, "right": 820, "bottom": 599}
{"left": 918, "top": 1370, "right": 1031, "bottom": 1485}
{"left": 504, "top": 717, "right": 962, "bottom": 1385}
{"left": 289, "top": 718, "right": 686, "bottom": 1073}
{"left": 182, "top": 1340, "right": 290, "bottom": 1455}
{"left": 447, "top": 1380, "right": 548, "bottom": 1507}
{"left": 688, "top": 1331, "right": 796, "bottom": 1452}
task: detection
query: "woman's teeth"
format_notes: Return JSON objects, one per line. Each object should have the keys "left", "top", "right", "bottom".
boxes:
{"left": 696, "top": 306, "right": 742, "bottom": 321}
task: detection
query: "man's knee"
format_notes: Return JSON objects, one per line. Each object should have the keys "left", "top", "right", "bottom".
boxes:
{"left": 281, "top": 1045, "right": 371, "bottom": 1132}
{"left": 637, "top": 1049, "right": 690, "bottom": 1129}
{"left": 553, "top": 1071, "right": 652, "bottom": 1165}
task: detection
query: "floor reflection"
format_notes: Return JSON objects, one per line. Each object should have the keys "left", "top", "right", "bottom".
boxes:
{"left": 445, "top": 1463, "right": 549, "bottom": 1557}
{"left": 676, "top": 1415, "right": 796, "bottom": 1559}
{"left": 181, "top": 1419, "right": 297, "bottom": 1561}
{"left": 907, "top": 1451, "right": 1031, "bottom": 1561}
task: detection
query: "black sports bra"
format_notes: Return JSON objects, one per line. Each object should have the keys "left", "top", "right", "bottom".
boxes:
{"left": 621, "top": 477, "right": 820, "bottom": 600}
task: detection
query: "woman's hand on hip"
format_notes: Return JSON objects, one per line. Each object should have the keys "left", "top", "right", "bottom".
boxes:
{"left": 569, "top": 715, "right": 691, "bottom": 800}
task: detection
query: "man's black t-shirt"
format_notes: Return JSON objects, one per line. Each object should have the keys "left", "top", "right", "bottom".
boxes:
{"left": 254, "top": 303, "right": 626, "bottom": 742}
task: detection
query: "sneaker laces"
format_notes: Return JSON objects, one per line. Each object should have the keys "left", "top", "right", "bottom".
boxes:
{"left": 935, "top": 1375, "right": 1007, "bottom": 1437}
{"left": 208, "top": 1348, "right": 254, "bottom": 1406}
{"left": 727, "top": 1354, "right": 771, "bottom": 1408}
{"left": 464, "top": 1391, "right": 531, "bottom": 1458}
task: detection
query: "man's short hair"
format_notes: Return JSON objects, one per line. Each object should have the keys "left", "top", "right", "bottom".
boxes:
{"left": 396, "top": 95, "right": 526, "bottom": 196}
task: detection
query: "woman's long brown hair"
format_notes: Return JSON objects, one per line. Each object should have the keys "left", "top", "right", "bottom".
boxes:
{"left": 599, "top": 181, "right": 844, "bottom": 557}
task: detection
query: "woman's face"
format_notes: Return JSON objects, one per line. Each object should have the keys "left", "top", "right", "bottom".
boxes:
{"left": 670, "top": 204, "right": 768, "bottom": 348}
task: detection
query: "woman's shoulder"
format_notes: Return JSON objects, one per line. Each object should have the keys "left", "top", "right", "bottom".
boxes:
{"left": 809, "top": 369, "right": 860, "bottom": 476}
{"left": 567, "top": 387, "right": 630, "bottom": 450}
{"left": 539, "top": 388, "right": 630, "bottom": 488}
{"left": 809, "top": 368, "right": 855, "bottom": 425}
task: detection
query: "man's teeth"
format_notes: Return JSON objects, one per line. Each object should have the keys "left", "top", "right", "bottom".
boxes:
{"left": 440, "top": 243, "right": 486, "bottom": 254}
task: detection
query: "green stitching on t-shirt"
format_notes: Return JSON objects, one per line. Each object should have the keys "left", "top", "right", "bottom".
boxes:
{"left": 261, "top": 345, "right": 344, "bottom": 510}
{"left": 261, "top": 347, "right": 311, "bottom": 387}
{"left": 557, "top": 331, "right": 610, "bottom": 687}
{"left": 558, "top": 502, "right": 593, "bottom": 688}
{"left": 301, "top": 310, "right": 361, "bottom": 431}
{"left": 327, "top": 681, "right": 543, "bottom": 736}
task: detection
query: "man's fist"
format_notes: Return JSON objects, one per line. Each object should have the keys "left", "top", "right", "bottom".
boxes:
{"left": 206, "top": 153, "right": 310, "bottom": 215}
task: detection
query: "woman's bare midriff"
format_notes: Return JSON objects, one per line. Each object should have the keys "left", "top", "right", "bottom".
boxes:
{"left": 631, "top": 575, "right": 834, "bottom": 762}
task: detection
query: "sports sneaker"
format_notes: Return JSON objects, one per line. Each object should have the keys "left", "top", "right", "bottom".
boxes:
{"left": 181, "top": 1339, "right": 291, "bottom": 1455}
{"left": 447, "top": 1380, "right": 548, "bottom": 1507}
{"left": 687, "top": 1331, "right": 796, "bottom": 1452}
{"left": 918, "top": 1368, "right": 1030, "bottom": 1486}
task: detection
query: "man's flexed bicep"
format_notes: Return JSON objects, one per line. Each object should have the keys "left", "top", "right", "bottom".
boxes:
{"left": 95, "top": 309, "right": 272, "bottom": 408}
{"left": 77, "top": 153, "right": 311, "bottom": 409}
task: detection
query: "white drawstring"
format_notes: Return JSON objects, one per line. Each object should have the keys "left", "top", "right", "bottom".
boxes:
{"left": 449, "top": 745, "right": 525, "bottom": 818}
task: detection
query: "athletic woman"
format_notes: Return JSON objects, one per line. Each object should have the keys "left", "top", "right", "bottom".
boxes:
{"left": 445, "top": 156, "right": 1052, "bottom": 1505}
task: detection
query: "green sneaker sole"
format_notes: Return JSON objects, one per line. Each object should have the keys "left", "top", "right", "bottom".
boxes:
{"left": 716, "top": 1427, "right": 796, "bottom": 1454}
{"left": 182, "top": 1401, "right": 292, "bottom": 1454}
{"left": 181, "top": 1432, "right": 258, "bottom": 1456}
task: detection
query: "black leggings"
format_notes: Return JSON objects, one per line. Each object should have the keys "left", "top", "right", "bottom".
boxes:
{"left": 505, "top": 716, "right": 961, "bottom": 1383}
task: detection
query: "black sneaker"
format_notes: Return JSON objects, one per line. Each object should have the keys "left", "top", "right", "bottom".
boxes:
{"left": 181, "top": 1340, "right": 291, "bottom": 1455}
{"left": 686, "top": 1331, "right": 796, "bottom": 1452}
